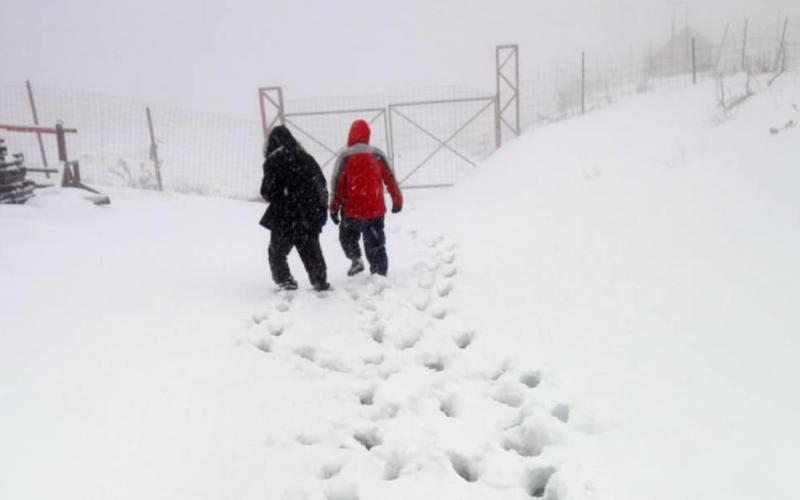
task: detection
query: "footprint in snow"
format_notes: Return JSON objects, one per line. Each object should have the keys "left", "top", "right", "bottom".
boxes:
{"left": 394, "top": 330, "right": 422, "bottom": 350}
{"left": 441, "top": 265, "right": 458, "bottom": 278}
{"left": 267, "top": 318, "right": 286, "bottom": 337}
{"left": 551, "top": 404, "right": 570, "bottom": 423}
{"left": 319, "top": 460, "right": 346, "bottom": 480}
{"left": 520, "top": 370, "right": 542, "bottom": 389}
{"left": 525, "top": 466, "right": 558, "bottom": 499}
{"left": 353, "top": 426, "right": 382, "bottom": 451}
{"left": 453, "top": 330, "right": 475, "bottom": 349}
{"left": 362, "top": 352, "right": 384, "bottom": 366}
{"left": 420, "top": 351, "right": 449, "bottom": 372}
{"left": 450, "top": 453, "right": 481, "bottom": 483}
{"left": 252, "top": 312, "right": 269, "bottom": 324}
{"left": 253, "top": 336, "right": 273, "bottom": 353}
{"left": 417, "top": 273, "right": 435, "bottom": 290}
{"left": 356, "top": 386, "right": 375, "bottom": 406}
{"left": 429, "top": 303, "right": 448, "bottom": 320}
{"left": 436, "top": 281, "right": 454, "bottom": 298}
{"left": 362, "top": 320, "right": 385, "bottom": 344}
{"left": 412, "top": 292, "right": 431, "bottom": 311}
{"left": 439, "top": 393, "right": 461, "bottom": 418}
{"left": 493, "top": 381, "right": 527, "bottom": 408}
{"left": 294, "top": 345, "right": 317, "bottom": 362}
{"left": 439, "top": 252, "right": 456, "bottom": 265}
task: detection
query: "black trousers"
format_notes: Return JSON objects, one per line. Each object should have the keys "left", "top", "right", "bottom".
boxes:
{"left": 339, "top": 217, "right": 388, "bottom": 276}
{"left": 268, "top": 230, "right": 327, "bottom": 287}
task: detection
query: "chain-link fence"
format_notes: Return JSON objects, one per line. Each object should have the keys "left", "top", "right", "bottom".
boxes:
{"left": 0, "top": 18, "right": 796, "bottom": 201}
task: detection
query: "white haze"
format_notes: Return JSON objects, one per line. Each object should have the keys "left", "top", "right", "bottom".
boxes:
{"left": 1, "top": 0, "right": 797, "bottom": 117}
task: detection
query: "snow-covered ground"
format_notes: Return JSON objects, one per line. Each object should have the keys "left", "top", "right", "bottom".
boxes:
{"left": 1, "top": 71, "right": 799, "bottom": 500}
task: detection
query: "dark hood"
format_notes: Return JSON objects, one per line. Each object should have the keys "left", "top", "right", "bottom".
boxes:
{"left": 265, "top": 125, "right": 300, "bottom": 158}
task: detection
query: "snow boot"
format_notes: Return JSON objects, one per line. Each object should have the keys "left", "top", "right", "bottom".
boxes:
{"left": 313, "top": 281, "right": 331, "bottom": 292}
{"left": 347, "top": 258, "right": 365, "bottom": 276}
{"left": 278, "top": 278, "right": 298, "bottom": 291}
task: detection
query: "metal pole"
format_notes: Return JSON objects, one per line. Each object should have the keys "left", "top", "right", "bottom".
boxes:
{"left": 494, "top": 97, "right": 500, "bottom": 149}
{"left": 581, "top": 52, "right": 586, "bottom": 115}
{"left": 685, "top": 2, "right": 690, "bottom": 72}
{"left": 383, "top": 109, "right": 392, "bottom": 163}
{"left": 514, "top": 46, "right": 520, "bottom": 136}
{"left": 146, "top": 107, "right": 163, "bottom": 191}
{"left": 692, "top": 38, "right": 697, "bottom": 84}
{"left": 714, "top": 24, "right": 730, "bottom": 73}
{"left": 387, "top": 106, "right": 396, "bottom": 166}
{"left": 258, "top": 89, "right": 269, "bottom": 140}
{"left": 25, "top": 81, "right": 50, "bottom": 178}
{"left": 55, "top": 122, "right": 69, "bottom": 187}
{"left": 741, "top": 19, "right": 749, "bottom": 72}
{"left": 495, "top": 46, "right": 502, "bottom": 147}
{"left": 277, "top": 87, "right": 286, "bottom": 126}
{"left": 774, "top": 17, "right": 790, "bottom": 72}
{"left": 55, "top": 122, "right": 68, "bottom": 163}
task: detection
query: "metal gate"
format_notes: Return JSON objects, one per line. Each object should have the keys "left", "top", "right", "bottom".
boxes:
{"left": 387, "top": 96, "right": 498, "bottom": 188}
{"left": 259, "top": 82, "right": 516, "bottom": 189}
{"left": 258, "top": 87, "right": 390, "bottom": 180}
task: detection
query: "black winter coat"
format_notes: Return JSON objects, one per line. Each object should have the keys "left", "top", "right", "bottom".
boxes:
{"left": 259, "top": 126, "right": 328, "bottom": 235}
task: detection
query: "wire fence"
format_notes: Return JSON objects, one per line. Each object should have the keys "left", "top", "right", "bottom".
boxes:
{"left": 0, "top": 18, "right": 796, "bottom": 201}
{"left": 521, "top": 22, "right": 799, "bottom": 127}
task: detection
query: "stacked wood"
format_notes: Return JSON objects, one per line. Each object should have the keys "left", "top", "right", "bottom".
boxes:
{"left": 0, "top": 138, "right": 36, "bottom": 204}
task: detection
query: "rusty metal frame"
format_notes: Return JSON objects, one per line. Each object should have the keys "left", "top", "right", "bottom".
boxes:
{"left": 258, "top": 86, "right": 285, "bottom": 140}
{"left": 496, "top": 44, "right": 520, "bottom": 145}
{"left": 283, "top": 107, "right": 390, "bottom": 170}
{"left": 25, "top": 81, "right": 50, "bottom": 178}
{"left": 0, "top": 122, "right": 102, "bottom": 195}
{"left": 387, "top": 96, "right": 497, "bottom": 186}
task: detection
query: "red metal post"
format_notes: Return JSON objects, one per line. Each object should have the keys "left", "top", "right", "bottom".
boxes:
{"left": 25, "top": 81, "right": 50, "bottom": 178}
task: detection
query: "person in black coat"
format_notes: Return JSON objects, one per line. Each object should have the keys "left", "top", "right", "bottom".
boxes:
{"left": 259, "top": 126, "right": 330, "bottom": 291}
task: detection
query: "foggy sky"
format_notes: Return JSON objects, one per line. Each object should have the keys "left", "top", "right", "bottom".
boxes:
{"left": 1, "top": 0, "right": 796, "bottom": 118}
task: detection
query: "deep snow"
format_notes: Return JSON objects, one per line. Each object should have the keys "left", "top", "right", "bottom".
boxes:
{"left": 1, "top": 71, "right": 799, "bottom": 500}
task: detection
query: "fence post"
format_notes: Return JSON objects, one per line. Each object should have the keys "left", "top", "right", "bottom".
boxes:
{"left": 494, "top": 96, "right": 501, "bottom": 149}
{"left": 774, "top": 17, "right": 789, "bottom": 72}
{"left": 581, "top": 51, "right": 586, "bottom": 115}
{"left": 692, "top": 38, "right": 697, "bottom": 84}
{"left": 494, "top": 46, "right": 502, "bottom": 148}
{"left": 25, "top": 81, "right": 50, "bottom": 178}
{"left": 714, "top": 23, "right": 730, "bottom": 73}
{"left": 55, "top": 122, "right": 70, "bottom": 188}
{"left": 146, "top": 107, "right": 163, "bottom": 191}
{"left": 387, "top": 105, "right": 396, "bottom": 165}
{"left": 514, "top": 45, "right": 520, "bottom": 136}
{"left": 383, "top": 108, "right": 392, "bottom": 164}
{"left": 741, "top": 18, "right": 748, "bottom": 72}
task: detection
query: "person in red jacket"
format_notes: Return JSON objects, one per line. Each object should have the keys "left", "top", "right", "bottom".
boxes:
{"left": 330, "top": 119, "right": 403, "bottom": 276}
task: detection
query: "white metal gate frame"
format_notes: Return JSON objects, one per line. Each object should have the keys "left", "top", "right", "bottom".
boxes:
{"left": 387, "top": 95, "right": 498, "bottom": 188}
{"left": 283, "top": 107, "right": 389, "bottom": 170}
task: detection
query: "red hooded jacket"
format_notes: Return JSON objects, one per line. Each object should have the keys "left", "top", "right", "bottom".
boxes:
{"left": 330, "top": 120, "right": 403, "bottom": 220}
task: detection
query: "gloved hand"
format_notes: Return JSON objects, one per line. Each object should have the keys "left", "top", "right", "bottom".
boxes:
{"left": 331, "top": 211, "right": 340, "bottom": 225}
{"left": 391, "top": 204, "right": 402, "bottom": 214}
{"left": 319, "top": 212, "right": 328, "bottom": 228}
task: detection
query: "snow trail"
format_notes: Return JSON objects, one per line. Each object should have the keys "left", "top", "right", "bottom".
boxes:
{"left": 244, "top": 230, "right": 574, "bottom": 500}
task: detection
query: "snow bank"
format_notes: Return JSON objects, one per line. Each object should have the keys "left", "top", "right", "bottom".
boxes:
{"left": 423, "top": 71, "right": 800, "bottom": 500}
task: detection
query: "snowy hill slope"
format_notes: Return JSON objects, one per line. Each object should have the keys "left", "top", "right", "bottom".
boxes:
{"left": 1, "top": 71, "right": 799, "bottom": 500}
{"left": 424, "top": 71, "right": 800, "bottom": 500}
